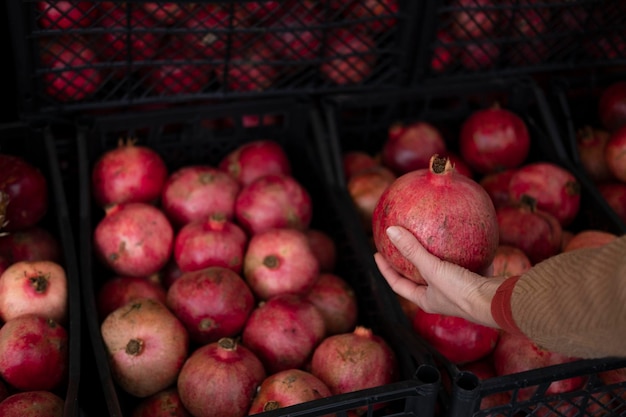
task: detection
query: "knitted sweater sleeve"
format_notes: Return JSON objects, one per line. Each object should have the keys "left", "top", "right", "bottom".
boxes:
{"left": 491, "top": 234, "right": 626, "bottom": 359}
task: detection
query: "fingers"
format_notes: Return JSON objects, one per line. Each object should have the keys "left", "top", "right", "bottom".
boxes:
{"left": 385, "top": 226, "right": 443, "bottom": 284}
{"left": 374, "top": 253, "right": 426, "bottom": 306}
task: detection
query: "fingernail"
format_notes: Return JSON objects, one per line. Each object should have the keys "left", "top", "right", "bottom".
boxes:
{"left": 386, "top": 226, "right": 401, "bottom": 242}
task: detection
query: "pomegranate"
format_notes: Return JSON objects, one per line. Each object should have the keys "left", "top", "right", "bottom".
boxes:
{"left": 141, "top": 2, "right": 190, "bottom": 26}
{"left": 0, "top": 391, "right": 64, "bottom": 417}
{"left": 92, "top": 139, "right": 168, "bottom": 208}
{"left": 496, "top": 196, "right": 562, "bottom": 265}
{"left": 215, "top": 38, "right": 280, "bottom": 92}
{"left": 562, "top": 229, "right": 618, "bottom": 252}
{"left": 479, "top": 168, "right": 516, "bottom": 208}
{"left": 98, "top": 7, "right": 161, "bottom": 62}
{"left": 305, "top": 229, "right": 337, "bottom": 273}
{"left": 372, "top": 155, "right": 499, "bottom": 284}
{"left": 431, "top": 30, "right": 457, "bottom": 73}
{"left": 492, "top": 331, "right": 585, "bottom": 401}
{"left": 575, "top": 126, "right": 614, "bottom": 183}
{"left": 248, "top": 369, "right": 332, "bottom": 415}
{"left": 181, "top": 5, "right": 239, "bottom": 60}
{"left": 320, "top": 29, "right": 376, "bottom": 85}
{"left": 177, "top": 337, "right": 266, "bottom": 417}
{"left": 218, "top": 139, "right": 291, "bottom": 186}
{"left": 0, "top": 226, "right": 62, "bottom": 263}
{"left": 96, "top": 275, "right": 167, "bottom": 320}
{"left": 265, "top": 2, "right": 323, "bottom": 61}
{"left": 342, "top": 150, "right": 379, "bottom": 180}
{"left": 166, "top": 267, "right": 255, "bottom": 345}
{"left": 243, "top": 228, "right": 319, "bottom": 300}
{"left": 173, "top": 214, "right": 247, "bottom": 274}
{"left": 235, "top": 174, "right": 312, "bottom": 235}
{"left": 597, "top": 182, "right": 626, "bottom": 224}
{"left": 599, "top": 81, "right": 626, "bottom": 131}
{"left": 40, "top": 36, "right": 103, "bottom": 102}
{"left": 0, "top": 315, "right": 68, "bottom": 391}
{"left": 412, "top": 309, "right": 499, "bottom": 364}
{"left": 94, "top": 203, "right": 174, "bottom": 277}
{"left": 36, "top": 0, "right": 96, "bottom": 29}
{"left": 508, "top": 162, "right": 581, "bottom": 227}
{"left": 605, "top": 125, "right": 626, "bottom": 182}
{"left": 459, "top": 104, "right": 530, "bottom": 175}
{"left": 234, "top": 1, "right": 282, "bottom": 23}
{"left": 450, "top": 0, "right": 499, "bottom": 40}
{"left": 0, "top": 260, "right": 68, "bottom": 325}
{"left": 306, "top": 272, "right": 358, "bottom": 335}
{"left": 242, "top": 294, "right": 326, "bottom": 374}
{"left": 131, "top": 387, "right": 192, "bottom": 417}
{"left": 100, "top": 298, "right": 189, "bottom": 398}
{"left": 344, "top": 0, "right": 398, "bottom": 34}
{"left": 161, "top": 165, "right": 240, "bottom": 227}
{"left": 460, "top": 359, "right": 511, "bottom": 410}
{"left": 490, "top": 245, "right": 532, "bottom": 278}
{"left": 0, "top": 154, "right": 48, "bottom": 232}
{"left": 347, "top": 166, "right": 396, "bottom": 233}
{"left": 382, "top": 120, "right": 447, "bottom": 175}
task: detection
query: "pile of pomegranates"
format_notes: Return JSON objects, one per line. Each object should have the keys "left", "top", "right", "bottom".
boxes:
{"left": 88, "top": 137, "right": 407, "bottom": 417}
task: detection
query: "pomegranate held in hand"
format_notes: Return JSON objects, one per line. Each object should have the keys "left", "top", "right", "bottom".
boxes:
{"left": 373, "top": 155, "right": 499, "bottom": 284}
{"left": 0, "top": 391, "right": 64, "bottom": 417}
{"left": 382, "top": 121, "right": 447, "bottom": 175}
{"left": 218, "top": 139, "right": 291, "bottom": 186}
{"left": 177, "top": 337, "right": 266, "bottom": 417}
{"left": 96, "top": 275, "right": 167, "bottom": 320}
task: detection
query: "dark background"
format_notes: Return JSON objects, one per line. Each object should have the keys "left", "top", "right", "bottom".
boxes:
{"left": 2, "top": 6, "right": 19, "bottom": 124}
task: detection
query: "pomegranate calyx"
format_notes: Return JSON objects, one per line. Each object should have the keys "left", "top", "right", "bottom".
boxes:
{"left": 263, "top": 255, "right": 280, "bottom": 269}
{"left": 430, "top": 154, "right": 453, "bottom": 175}
{"left": 126, "top": 338, "right": 144, "bottom": 356}
{"left": 207, "top": 212, "right": 227, "bottom": 229}
{"left": 353, "top": 325, "right": 373, "bottom": 338}
{"left": 217, "top": 337, "right": 237, "bottom": 350}
{"left": 519, "top": 194, "right": 538, "bottom": 211}
{"left": 117, "top": 136, "right": 138, "bottom": 148}
{"left": 29, "top": 273, "right": 51, "bottom": 293}
{"left": 263, "top": 401, "right": 281, "bottom": 411}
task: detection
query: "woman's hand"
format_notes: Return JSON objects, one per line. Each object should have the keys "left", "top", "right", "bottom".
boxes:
{"left": 374, "top": 226, "right": 505, "bottom": 328}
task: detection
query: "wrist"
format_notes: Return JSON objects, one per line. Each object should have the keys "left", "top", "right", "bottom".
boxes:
{"left": 464, "top": 277, "right": 505, "bottom": 328}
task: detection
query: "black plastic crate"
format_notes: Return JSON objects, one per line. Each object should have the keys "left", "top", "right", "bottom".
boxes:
{"left": 320, "top": 77, "right": 626, "bottom": 416}
{"left": 0, "top": 122, "right": 81, "bottom": 417}
{"left": 75, "top": 97, "right": 440, "bottom": 417}
{"left": 412, "top": 1, "right": 626, "bottom": 84}
{"left": 6, "top": 0, "right": 421, "bottom": 120}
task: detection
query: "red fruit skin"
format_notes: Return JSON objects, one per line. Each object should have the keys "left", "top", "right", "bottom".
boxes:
{"left": 131, "top": 387, "right": 192, "bottom": 417}
{"left": 344, "top": 0, "right": 398, "bottom": 34}
{"left": 412, "top": 309, "right": 499, "bottom": 365}
{"left": 321, "top": 29, "right": 376, "bottom": 86}
{"left": 0, "top": 154, "right": 48, "bottom": 232}
{"left": 479, "top": 169, "right": 516, "bottom": 208}
{"left": 141, "top": 2, "right": 189, "bottom": 26}
{"left": 342, "top": 151, "right": 379, "bottom": 180}
{"left": 177, "top": 338, "right": 266, "bottom": 417}
{"left": 599, "top": 81, "right": 626, "bottom": 131}
{"left": 563, "top": 230, "right": 617, "bottom": 253}
{"left": 234, "top": 1, "right": 282, "bottom": 23}
{"left": 490, "top": 245, "right": 532, "bottom": 278}
{"left": 242, "top": 294, "right": 326, "bottom": 374}
{"left": 306, "top": 273, "right": 358, "bottom": 336}
{"left": 0, "top": 315, "right": 68, "bottom": 391}
{"left": 97, "top": 276, "right": 167, "bottom": 320}
{"left": 459, "top": 107, "right": 530, "bottom": 175}
{"left": 492, "top": 332, "right": 585, "bottom": 402}
{"left": 235, "top": 174, "right": 312, "bottom": 236}
{"left": 382, "top": 121, "right": 447, "bottom": 175}
{"left": 605, "top": 125, "right": 626, "bottom": 183}
{"left": 248, "top": 369, "right": 332, "bottom": 415}
{"left": 0, "top": 391, "right": 64, "bottom": 417}
{"left": 36, "top": 0, "right": 96, "bottom": 29}
{"left": 0, "top": 227, "right": 62, "bottom": 264}
{"left": 174, "top": 215, "right": 247, "bottom": 274}
{"left": 94, "top": 203, "right": 174, "bottom": 277}
{"left": 460, "top": 359, "right": 511, "bottom": 411}
{"left": 181, "top": 5, "right": 238, "bottom": 59}
{"left": 576, "top": 126, "right": 614, "bottom": 183}
{"left": 92, "top": 143, "right": 168, "bottom": 208}
{"left": 218, "top": 140, "right": 291, "bottom": 187}
{"left": 347, "top": 166, "right": 396, "bottom": 233}
{"left": 431, "top": 30, "right": 457, "bottom": 73}
{"left": 166, "top": 267, "right": 255, "bottom": 345}
{"left": 508, "top": 162, "right": 581, "bottom": 227}
{"left": 305, "top": 229, "right": 337, "bottom": 273}
{"left": 98, "top": 7, "right": 161, "bottom": 62}
{"left": 161, "top": 166, "right": 241, "bottom": 227}
{"left": 597, "top": 182, "right": 626, "bottom": 224}
{"left": 265, "top": 3, "right": 323, "bottom": 61}
{"left": 372, "top": 157, "right": 499, "bottom": 284}
{"left": 243, "top": 228, "right": 319, "bottom": 301}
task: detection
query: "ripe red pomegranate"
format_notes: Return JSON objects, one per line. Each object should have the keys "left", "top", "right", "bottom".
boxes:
{"left": 490, "top": 245, "right": 532, "bottom": 278}
{"left": 0, "top": 315, "right": 68, "bottom": 391}
{"left": 605, "top": 125, "right": 626, "bottom": 182}
{"left": 508, "top": 162, "right": 581, "bottom": 227}
{"left": 92, "top": 139, "right": 168, "bottom": 208}
{"left": 320, "top": 29, "right": 376, "bottom": 85}
{"left": 0, "top": 154, "right": 48, "bottom": 232}
{"left": 36, "top": 0, "right": 96, "bottom": 29}
{"left": 382, "top": 120, "right": 447, "bottom": 175}
{"left": 177, "top": 337, "right": 266, "bottom": 417}
{"left": 372, "top": 155, "right": 499, "bottom": 284}
{"left": 243, "top": 228, "right": 319, "bottom": 300}
{"left": 93, "top": 203, "right": 174, "bottom": 277}
{"left": 305, "top": 229, "right": 337, "bottom": 273}
{"left": 96, "top": 275, "right": 167, "bottom": 320}
{"left": 562, "top": 229, "right": 618, "bottom": 252}
{"left": 215, "top": 38, "right": 279, "bottom": 92}
{"left": 166, "top": 267, "right": 255, "bottom": 345}
{"left": 342, "top": 150, "right": 380, "bottom": 180}
{"left": 597, "top": 182, "right": 626, "bottom": 224}
{"left": 242, "top": 294, "right": 326, "bottom": 374}
{"left": 41, "top": 36, "right": 103, "bottom": 102}
{"left": 599, "top": 81, "right": 626, "bottom": 131}
{"left": 479, "top": 168, "right": 516, "bottom": 208}
{"left": 0, "top": 391, "right": 64, "bottom": 417}
{"left": 98, "top": 6, "right": 161, "bottom": 62}
{"left": 131, "top": 387, "right": 192, "bottom": 417}
{"left": 576, "top": 126, "right": 614, "bottom": 183}
{"left": 459, "top": 105, "right": 530, "bottom": 175}
{"left": 235, "top": 174, "right": 312, "bottom": 235}
{"left": 248, "top": 369, "right": 332, "bottom": 414}
{"left": 218, "top": 140, "right": 291, "bottom": 186}
{"left": 496, "top": 196, "right": 562, "bottom": 265}
{"left": 0, "top": 260, "right": 68, "bottom": 325}
{"left": 101, "top": 298, "right": 189, "bottom": 398}
{"left": 412, "top": 309, "right": 499, "bottom": 364}
{"left": 306, "top": 273, "right": 358, "bottom": 335}
{"left": 0, "top": 226, "right": 62, "bottom": 263}
{"left": 347, "top": 166, "right": 396, "bottom": 233}
{"left": 449, "top": 0, "right": 499, "bottom": 40}
{"left": 141, "top": 2, "right": 190, "bottom": 26}
{"left": 161, "top": 165, "right": 240, "bottom": 227}
{"left": 174, "top": 214, "right": 247, "bottom": 274}
{"left": 460, "top": 359, "right": 511, "bottom": 410}
{"left": 265, "top": 2, "right": 323, "bottom": 61}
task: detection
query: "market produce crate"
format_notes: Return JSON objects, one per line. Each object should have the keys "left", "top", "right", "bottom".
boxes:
{"left": 320, "top": 77, "right": 626, "bottom": 416}
{"left": 412, "top": 1, "right": 626, "bottom": 83}
{"left": 75, "top": 97, "right": 441, "bottom": 417}
{"left": 6, "top": 0, "right": 421, "bottom": 120}
{"left": 0, "top": 122, "right": 82, "bottom": 417}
